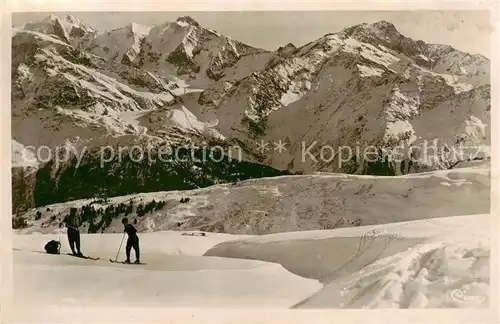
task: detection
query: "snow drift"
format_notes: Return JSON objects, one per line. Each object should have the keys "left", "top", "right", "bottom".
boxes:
{"left": 205, "top": 214, "right": 490, "bottom": 309}
{"left": 12, "top": 212, "right": 490, "bottom": 323}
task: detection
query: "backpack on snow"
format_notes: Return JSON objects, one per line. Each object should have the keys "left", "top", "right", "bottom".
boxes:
{"left": 44, "top": 240, "right": 61, "bottom": 254}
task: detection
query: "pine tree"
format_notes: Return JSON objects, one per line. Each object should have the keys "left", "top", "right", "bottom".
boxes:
{"left": 136, "top": 203, "right": 145, "bottom": 217}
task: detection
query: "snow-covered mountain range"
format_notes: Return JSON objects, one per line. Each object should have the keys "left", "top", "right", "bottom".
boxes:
{"left": 11, "top": 14, "right": 491, "bottom": 212}
{"left": 194, "top": 21, "right": 490, "bottom": 174}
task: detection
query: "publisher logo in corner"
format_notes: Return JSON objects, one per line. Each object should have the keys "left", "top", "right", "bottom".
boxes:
{"left": 450, "top": 288, "right": 487, "bottom": 305}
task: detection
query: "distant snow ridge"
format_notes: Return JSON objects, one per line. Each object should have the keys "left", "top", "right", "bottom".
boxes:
{"left": 137, "top": 105, "right": 226, "bottom": 141}
{"left": 343, "top": 37, "right": 400, "bottom": 69}
{"left": 181, "top": 26, "right": 199, "bottom": 58}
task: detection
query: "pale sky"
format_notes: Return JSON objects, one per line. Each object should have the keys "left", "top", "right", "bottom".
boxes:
{"left": 12, "top": 11, "right": 492, "bottom": 57}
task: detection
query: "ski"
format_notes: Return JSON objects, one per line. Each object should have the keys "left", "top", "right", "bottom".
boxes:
{"left": 109, "top": 258, "right": 146, "bottom": 265}
{"left": 66, "top": 253, "right": 100, "bottom": 260}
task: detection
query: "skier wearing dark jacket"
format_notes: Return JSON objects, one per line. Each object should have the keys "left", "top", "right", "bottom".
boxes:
{"left": 122, "top": 218, "right": 140, "bottom": 264}
{"left": 62, "top": 211, "right": 83, "bottom": 257}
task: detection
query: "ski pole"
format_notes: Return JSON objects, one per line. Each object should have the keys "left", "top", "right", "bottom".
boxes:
{"left": 57, "top": 225, "right": 62, "bottom": 243}
{"left": 113, "top": 232, "right": 126, "bottom": 262}
{"left": 57, "top": 223, "right": 63, "bottom": 254}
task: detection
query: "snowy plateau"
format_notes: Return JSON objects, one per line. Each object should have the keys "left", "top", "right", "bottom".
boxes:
{"left": 10, "top": 14, "right": 492, "bottom": 319}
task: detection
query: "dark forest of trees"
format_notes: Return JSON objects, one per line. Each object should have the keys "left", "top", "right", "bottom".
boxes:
{"left": 32, "top": 144, "right": 290, "bottom": 208}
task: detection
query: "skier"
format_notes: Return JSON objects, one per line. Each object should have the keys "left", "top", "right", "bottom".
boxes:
{"left": 122, "top": 217, "right": 140, "bottom": 264}
{"left": 62, "top": 210, "right": 83, "bottom": 257}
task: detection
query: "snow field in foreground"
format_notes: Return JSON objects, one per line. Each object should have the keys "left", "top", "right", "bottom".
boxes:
{"left": 12, "top": 213, "right": 491, "bottom": 322}
{"left": 205, "top": 214, "right": 490, "bottom": 308}
{"left": 12, "top": 231, "right": 321, "bottom": 319}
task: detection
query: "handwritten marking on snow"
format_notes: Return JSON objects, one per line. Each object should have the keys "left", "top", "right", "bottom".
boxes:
{"left": 450, "top": 288, "right": 486, "bottom": 305}
{"left": 360, "top": 227, "right": 400, "bottom": 240}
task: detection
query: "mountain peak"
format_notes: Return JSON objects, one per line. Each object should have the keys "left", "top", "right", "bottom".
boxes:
{"left": 127, "top": 22, "right": 151, "bottom": 36}
{"left": 277, "top": 42, "right": 297, "bottom": 55}
{"left": 176, "top": 16, "right": 200, "bottom": 27}
{"left": 35, "top": 13, "right": 95, "bottom": 36}
{"left": 65, "top": 14, "right": 81, "bottom": 24}
{"left": 342, "top": 20, "right": 400, "bottom": 38}
{"left": 42, "top": 14, "right": 60, "bottom": 23}
{"left": 368, "top": 20, "right": 398, "bottom": 33}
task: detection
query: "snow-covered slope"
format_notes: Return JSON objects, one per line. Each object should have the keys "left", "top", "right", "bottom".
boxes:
{"left": 16, "top": 164, "right": 489, "bottom": 235}
{"left": 12, "top": 213, "right": 490, "bottom": 320}
{"left": 12, "top": 231, "right": 321, "bottom": 317}
{"left": 11, "top": 27, "right": 188, "bottom": 149}
{"left": 205, "top": 213, "right": 490, "bottom": 309}
{"left": 89, "top": 22, "right": 151, "bottom": 64}
{"left": 135, "top": 103, "right": 224, "bottom": 140}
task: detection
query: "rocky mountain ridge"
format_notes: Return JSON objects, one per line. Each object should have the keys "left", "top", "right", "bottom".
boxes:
{"left": 193, "top": 20, "right": 490, "bottom": 173}
{"left": 11, "top": 15, "right": 490, "bottom": 213}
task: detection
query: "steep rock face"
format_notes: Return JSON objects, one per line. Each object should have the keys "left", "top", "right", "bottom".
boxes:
{"left": 343, "top": 21, "right": 488, "bottom": 85}
{"left": 11, "top": 28, "right": 185, "bottom": 148}
{"left": 135, "top": 16, "right": 271, "bottom": 87}
{"left": 22, "top": 14, "right": 96, "bottom": 47}
{"left": 11, "top": 14, "right": 272, "bottom": 152}
{"left": 12, "top": 140, "right": 38, "bottom": 213}
{"left": 12, "top": 166, "right": 37, "bottom": 215}
{"left": 197, "top": 22, "right": 490, "bottom": 174}
{"left": 88, "top": 22, "right": 151, "bottom": 65}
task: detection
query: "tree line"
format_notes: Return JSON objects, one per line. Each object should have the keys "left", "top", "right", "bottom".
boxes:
{"left": 64, "top": 198, "right": 168, "bottom": 233}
